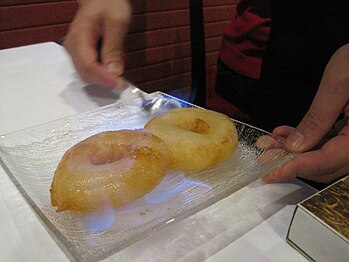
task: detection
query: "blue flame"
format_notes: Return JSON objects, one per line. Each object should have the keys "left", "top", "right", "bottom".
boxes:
{"left": 77, "top": 174, "right": 211, "bottom": 233}
{"left": 77, "top": 208, "right": 116, "bottom": 233}
{"left": 168, "top": 88, "right": 195, "bottom": 103}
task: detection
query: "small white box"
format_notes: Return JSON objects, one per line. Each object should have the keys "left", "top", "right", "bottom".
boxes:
{"left": 287, "top": 175, "right": 349, "bottom": 262}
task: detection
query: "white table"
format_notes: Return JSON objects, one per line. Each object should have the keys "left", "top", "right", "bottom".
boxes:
{"left": 0, "top": 42, "right": 316, "bottom": 262}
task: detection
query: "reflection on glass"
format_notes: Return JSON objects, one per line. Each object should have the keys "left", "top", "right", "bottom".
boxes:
{"left": 145, "top": 173, "right": 211, "bottom": 204}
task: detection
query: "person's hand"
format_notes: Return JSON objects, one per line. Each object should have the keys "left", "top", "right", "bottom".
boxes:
{"left": 264, "top": 43, "right": 349, "bottom": 184}
{"left": 64, "top": 0, "right": 131, "bottom": 88}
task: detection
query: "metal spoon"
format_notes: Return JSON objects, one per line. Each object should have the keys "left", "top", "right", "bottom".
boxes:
{"left": 126, "top": 85, "right": 183, "bottom": 114}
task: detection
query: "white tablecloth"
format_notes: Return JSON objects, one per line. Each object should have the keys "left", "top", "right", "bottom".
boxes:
{"left": 0, "top": 42, "right": 316, "bottom": 262}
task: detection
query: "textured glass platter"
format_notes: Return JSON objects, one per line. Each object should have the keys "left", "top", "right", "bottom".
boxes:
{"left": 0, "top": 92, "right": 294, "bottom": 262}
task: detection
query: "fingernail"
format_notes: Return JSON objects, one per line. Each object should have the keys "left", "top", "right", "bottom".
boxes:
{"left": 107, "top": 62, "right": 121, "bottom": 75}
{"left": 107, "top": 63, "right": 118, "bottom": 74}
{"left": 263, "top": 169, "right": 281, "bottom": 184}
{"left": 287, "top": 131, "right": 304, "bottom": 150}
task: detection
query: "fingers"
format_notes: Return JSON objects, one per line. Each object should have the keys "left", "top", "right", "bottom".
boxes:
{"left": 64, "top": 0, "right": 131, "bottom": 88}
{"left": 266, "top": 43, "right": 349, "bottom": 185}
{"left": 264, "top": 124, "right": 349, "bottom": 184}
{"left": 264, "top": 147, "right": 348, "bottom": 184}
{"left": 100, "top": 4, "right": 131, "bottom": 77}
{"left": 255, "top": 135, "right": 279, "bottom": 149}
{"left": 272, "top": 125, "right": 294, "bottom": 138}
{"left": 65, "top": 26, "right": 118, "bottom": 87}
{"left": 284, "top": 44, "right": 349, "bottom": 153}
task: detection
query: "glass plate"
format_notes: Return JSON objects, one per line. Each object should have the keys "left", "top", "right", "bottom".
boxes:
{"left": 0, "top": 92, "right": 294, "bottom": 262}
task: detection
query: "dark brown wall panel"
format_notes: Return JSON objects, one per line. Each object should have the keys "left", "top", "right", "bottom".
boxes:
{"left": 0, "top": 23, "right": 69, "bottom": 49}
{"left": 124, "top": 57, "right": 191, "bottom": 85}
{"left": 123, "top": 1, "right": 236, "bottom": 93}
{"left": 125, "top": 21, "right": 229, "bottom": 53}
{"left": 124, "top": 51, "right": 219, "bottom": 86}
{"left": 139, "top": 72, "right": 192, "bottom": 93}
{"left": 0, "top": 0, "right": 72, "bottom": 7}
{"left": 131, "top": 0, "right": 188, "bottom": 14}
{"left": 0, "top": 2, "right": 78, "bottom": 31}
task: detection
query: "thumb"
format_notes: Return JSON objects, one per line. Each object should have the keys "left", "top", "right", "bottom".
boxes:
{"left": 284, "top": 46, "right": 349, "bottom": 152}
{"left": 284, "top": 108, "right": 335, "bottom": 153}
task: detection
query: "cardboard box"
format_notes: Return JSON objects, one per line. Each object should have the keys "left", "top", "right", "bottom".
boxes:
{"left": 287, "top": 175, "right": 349, "bottom": 262}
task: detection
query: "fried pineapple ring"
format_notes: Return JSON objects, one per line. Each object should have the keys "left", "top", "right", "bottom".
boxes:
{"left": 145, "top": 107, "right": 238, "bottom": 172}
{"left": 50, "top": 130, "right": 170, "bottom": 213}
